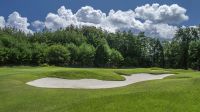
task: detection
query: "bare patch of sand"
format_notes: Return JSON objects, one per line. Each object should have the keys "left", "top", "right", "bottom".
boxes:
{"left": 26, "top": 73, "right": 173, "bottom": 89}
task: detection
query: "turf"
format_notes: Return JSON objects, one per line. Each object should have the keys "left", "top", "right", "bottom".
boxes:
{"left": 0, "top": 66, "right": 200, "bottom": 112}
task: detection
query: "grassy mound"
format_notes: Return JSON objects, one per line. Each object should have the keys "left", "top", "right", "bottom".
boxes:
{"left": 46, "top": 69, "right": 125, "bottom": 81}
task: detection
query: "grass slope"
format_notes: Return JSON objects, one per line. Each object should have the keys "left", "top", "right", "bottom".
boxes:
{"left": 0, "top": 66, "right": 200, "bottom": 112}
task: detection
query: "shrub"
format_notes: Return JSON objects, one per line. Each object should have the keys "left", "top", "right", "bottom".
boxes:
{"left": 46, "top": 45, "right": 70, "bottom": 66}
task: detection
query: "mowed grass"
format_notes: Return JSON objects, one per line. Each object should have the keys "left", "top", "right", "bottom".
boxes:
{"left": 0, "top": 66, "right": 200, "bottom": 112}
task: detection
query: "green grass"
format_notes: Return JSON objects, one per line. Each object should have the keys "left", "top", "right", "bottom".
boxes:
{"left": 46, "top": 68, "right": 125, "bottom": 81}
{"left": 0, "top": 66, "right": 200, "bottom": 112}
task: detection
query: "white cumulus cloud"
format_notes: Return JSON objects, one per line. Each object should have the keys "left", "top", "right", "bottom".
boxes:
{"left": 6, "top": 12, "right": 33, "bottom": 34}
{"left": 0, "top": 16, "right": 5, "bottom": 28}
{"left": 103, "top": 10, "right": 142, "bottom": 33}
{"left": 44, "top": 6, "right": 77, "bottom": 31}
{"left": 30, "top": 4, "right": 189, "bottom": 39}
{"left": 76, "top": 6, "right": 106, "bottom": 24}
{"left": 135, "top": 3, "right": 189, "bottom": 24}
{"left": 32, "top": 20, "right": 45, "bottom": 32}
{"left": 142, "top": 21, "right": 178, "bottom": 38}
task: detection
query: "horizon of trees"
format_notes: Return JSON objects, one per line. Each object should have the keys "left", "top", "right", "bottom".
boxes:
{"left": 0, "top": 25, "right": 200, "bottom": 70}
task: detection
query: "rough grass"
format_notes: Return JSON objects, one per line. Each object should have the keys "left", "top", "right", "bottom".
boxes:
{"left": 0, "top": 66, "right": 200, "bottom": 112}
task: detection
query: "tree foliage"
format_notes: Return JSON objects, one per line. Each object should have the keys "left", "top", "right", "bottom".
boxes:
{"left": 0, "top": 26, "right": 200, "bottom": 69}
{"left": 78, "top": 43, "right": 95, "bottom": 66}
{"left": 46, "top": 45, "right": 70, "bottom": 65}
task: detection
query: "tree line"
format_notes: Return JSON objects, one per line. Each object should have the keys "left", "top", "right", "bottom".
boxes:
{"left": 0, "top": 26, "right": 200, "bottom": 70}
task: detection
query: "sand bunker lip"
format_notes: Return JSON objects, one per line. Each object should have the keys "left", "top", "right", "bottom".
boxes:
{"left": 26, "top": 73, "right": 173, "bottom": 89}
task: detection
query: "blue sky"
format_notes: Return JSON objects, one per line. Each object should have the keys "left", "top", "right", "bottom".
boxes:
{"left": 0, "top": 0, "right": 198, "bottom": 26}
{"left": 0, "top": 0, "right": 199, "bottom": 39}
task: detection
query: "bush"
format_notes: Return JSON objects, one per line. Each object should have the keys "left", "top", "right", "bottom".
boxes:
{"left": 110, "top": 49, "right": 124, "bottom": 67}
{"left": 46, "top": 45, "right": 70, "bottom": 66}
{"left": 31, "top": 43, "right": 47, "bottom": 65}
{"left": 66, "top": 43, "right": 79, "bottom": 65}
{"left": 78, "top": 43, "right": 96, "bottom": 66}
{"left": 95, "top": 43, "right": 111, "bottom": 67}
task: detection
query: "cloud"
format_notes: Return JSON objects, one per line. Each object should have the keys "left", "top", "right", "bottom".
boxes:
{"left": 135, "top": 3, "right": 189, "bottom": 24}
{"left": 142, "top": 21, "right": 178, "bottom": 38}
{"left": 45, "top": 13, "right": 68, "bottom": 30}
{"left": 0, "top": 16, "right": 5, "bottom": 28}
{"left": 153, "top": 24, "right": 178, "bottom": 39}
{"left": 76, "top": 6, "right": 106, "bottom": 24}
{"left": 44, "top": 6, "right": 77, "bottom": 31}
{"left": 0, "top": 4, "right": 189, "bottom": 38}
{"left": 32, "top": 20, "right": 45, "bottom": 32}
{"left": 100, "top": 9, "right": 178, "bottom": 39}
{"left": 29, "top": 4, "right": 188, "bottom": 39}
{"left": 6, "top": 12, "right": 33, "bottom": 34}
{"left": 102, "top": 10, "right": 143, "bottom": 33}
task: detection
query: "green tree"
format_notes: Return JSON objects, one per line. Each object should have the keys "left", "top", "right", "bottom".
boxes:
{"left": 6, "top": 48, "right": 21, "bottom": 65}
{"left": 31, "top": 43, "right": 47, "bottom": 65}
{"left": 152, "top": 39, "right": 164, "bottom": 67}
{"left": 66, "top": 43, "right": 79, "bottom": 66}
{"left": 174, "top": 27, "right": 198, "bottom": 69}
{"left": 189, "top": 41, "right": 200, "bottom": 70}
{"left": 109, "top": 49, "right": 124, "bottom": 67}
{"left": 46, "top": 45, "right": 70, "bottom": 65}
{"left": 78, "top": 43, "right": 96, "bottom": 66}
{"left": 0, "top": 47, "right": 9, "bottom": 65}
{"left": 95, "top": 40, "right": 111, "bottom": 67}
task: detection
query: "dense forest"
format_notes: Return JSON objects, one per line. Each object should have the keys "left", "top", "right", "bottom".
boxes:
{"left": 0, "top": 25, "right": 200, "bottom": 70}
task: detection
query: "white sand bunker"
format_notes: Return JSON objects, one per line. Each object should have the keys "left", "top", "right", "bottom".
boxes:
{"left": 27, "top": 73, "right": 173, "bottom": 89}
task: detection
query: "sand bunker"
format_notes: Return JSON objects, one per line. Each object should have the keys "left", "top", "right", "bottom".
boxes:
{"left": 27, "top": 73, "right": 173, "bottom": 89}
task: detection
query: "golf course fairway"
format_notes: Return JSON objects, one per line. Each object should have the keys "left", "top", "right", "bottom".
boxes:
{"left": 0, "top": 66, "right": 200, "bottom": 112}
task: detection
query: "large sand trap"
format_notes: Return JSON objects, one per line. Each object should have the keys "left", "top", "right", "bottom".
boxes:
{"left": 27, "top": 73, "right": 173, "bottom": 89}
